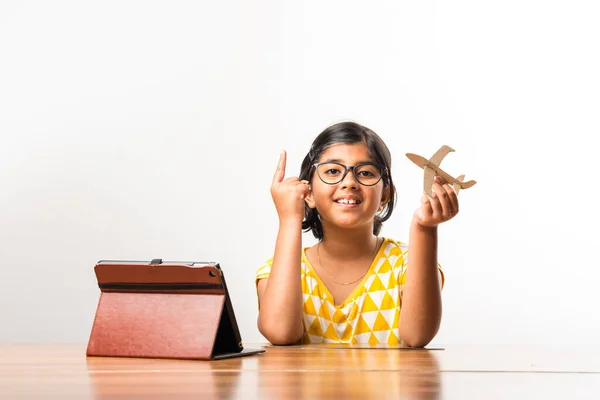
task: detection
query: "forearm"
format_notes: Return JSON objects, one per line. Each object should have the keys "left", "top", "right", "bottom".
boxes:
{"left": 399, "top": 221, "right": 443, "bottom": 347}
{"left": 258, "top": 220, "right": 304, "bottom": 344}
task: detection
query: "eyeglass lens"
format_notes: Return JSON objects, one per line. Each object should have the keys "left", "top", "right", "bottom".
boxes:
{"left": 316, "top": 163, "right": 382, "bottom": 185}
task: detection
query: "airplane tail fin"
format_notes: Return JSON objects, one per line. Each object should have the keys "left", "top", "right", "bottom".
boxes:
{"left": 452, "top": 175, "right": 465, "bottom": 194}
{"left": 453, "top": 175, "right": 477, "bottom": 193}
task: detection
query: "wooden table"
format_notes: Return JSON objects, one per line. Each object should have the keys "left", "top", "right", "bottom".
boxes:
{"left": 1, "top": 344, "right": 599, "bottom": 399}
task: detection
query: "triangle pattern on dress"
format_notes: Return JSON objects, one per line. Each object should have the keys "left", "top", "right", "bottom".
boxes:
{"left": 270, "top": 240, "right": 411, "bottom": 345}
{"left": 380, "top": 291, "right": 396, "bottom": 310}
{"left": 372, "top": 311, "right": 391, "bottom": 331}
{"left": 369, "top": 275, "right": 385, "bottom": 292}
{"left": 362, "top": 294, "right": 379, "bottom": 313}
{"left": 354, "top": 315, "right": 372, "bottom": 335}
{"left": 373, "top": 329, "right": 391, "bottom": 344}
{"left": 304, "top": 297, "right": 318, "bottom": 316}
{"left": 368, "top": 333, "right": 379, "bottom": 344}
{"left": 361, "top": 311, "right": 379, "bottom": 330}
{"left": 307, "top": 318, "right": 323, "bottom": 336}
{"left": 324, "top": 323, "right": 339, "bottom": 341}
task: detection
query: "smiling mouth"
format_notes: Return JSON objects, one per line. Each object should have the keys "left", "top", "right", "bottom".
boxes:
{"left": 335, "top": 199, "right": 361, "bottom": 205}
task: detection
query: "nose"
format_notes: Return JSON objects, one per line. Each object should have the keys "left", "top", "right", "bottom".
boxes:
{"left": 340, "top": 166, "right": 360, "bottom": 189}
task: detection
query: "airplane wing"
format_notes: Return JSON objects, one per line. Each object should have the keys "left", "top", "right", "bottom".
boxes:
{"left": 423, "top": 166, "right": 436, "bottom": 197}
{"left": 423, "top": 145, "right": 454, "bottom": 196}
{"left": 428, "top": 145, "right": 455, "bottom": 166}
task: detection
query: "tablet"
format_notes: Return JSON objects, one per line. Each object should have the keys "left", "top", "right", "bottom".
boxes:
{"left": 86, "top": 259, "right": 265, "bottom": 360}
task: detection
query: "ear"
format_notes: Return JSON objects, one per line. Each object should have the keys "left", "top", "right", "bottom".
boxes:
{"left": 378, "top": 185, "right": 391, "bottom": 212}
{"left": 305, "top": 184, "right": 316, "bottom": 209}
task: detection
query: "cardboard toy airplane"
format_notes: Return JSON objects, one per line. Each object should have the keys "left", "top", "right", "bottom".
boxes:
{"left": 406, "top": 145, "right": 476, "bottom": 197}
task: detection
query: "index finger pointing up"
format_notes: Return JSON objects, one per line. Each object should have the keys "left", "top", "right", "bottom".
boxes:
{"left": 272, "top": 150, "right": 287, "bottom": 184}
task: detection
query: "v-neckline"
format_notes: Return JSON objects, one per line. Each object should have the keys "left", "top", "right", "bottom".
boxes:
{"left": 302, "top": 237, "right": 387, "bottom": 309}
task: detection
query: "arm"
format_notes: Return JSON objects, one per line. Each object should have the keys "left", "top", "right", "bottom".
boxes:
{"left": 257, "top": 150, "right": 310, "bottom": 345}
{"left": 257, "top": 219, "right": 304, "bottom": 345}
{"left": 398, "top": 222, "right": 443, "bottom": 347}
{"left": 399, "top": 176, "right": 458, "bottom": 347}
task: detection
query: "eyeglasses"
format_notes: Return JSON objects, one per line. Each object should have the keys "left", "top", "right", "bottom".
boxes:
{"left": 313, "top": 162, "right": 387, "bottom": 186}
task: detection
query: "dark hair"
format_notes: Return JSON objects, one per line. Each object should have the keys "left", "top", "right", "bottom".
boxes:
{"left": 300, "top": 121, "right": 396, "bottom": 240}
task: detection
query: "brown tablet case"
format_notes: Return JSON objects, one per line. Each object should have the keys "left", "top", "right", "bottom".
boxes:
{"left": 86, "top": 259, "right": 264, "bottom": 360}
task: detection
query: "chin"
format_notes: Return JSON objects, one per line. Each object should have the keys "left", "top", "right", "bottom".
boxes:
{"left": 328, "top": 217, "right": 373, "bottom": 230}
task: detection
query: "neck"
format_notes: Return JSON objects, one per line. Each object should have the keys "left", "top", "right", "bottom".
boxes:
{"left": 319, "top": 222, "right": 380, "bottom": 261}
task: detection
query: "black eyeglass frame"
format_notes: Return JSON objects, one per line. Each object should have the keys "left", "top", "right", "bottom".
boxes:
{"left": 312, "top": 162, "right": 388, "bottom": 186}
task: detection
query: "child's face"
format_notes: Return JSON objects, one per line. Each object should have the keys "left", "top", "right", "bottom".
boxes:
{"left": 305, "top": 142, "right": 389, "bottom": 233}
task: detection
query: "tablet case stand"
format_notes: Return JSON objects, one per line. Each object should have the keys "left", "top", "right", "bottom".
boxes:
{"left": 86, "top": 259, "right": 264, "bottom": 360}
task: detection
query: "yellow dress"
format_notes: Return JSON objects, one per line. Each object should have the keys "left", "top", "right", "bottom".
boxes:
{"left": 255, "top": 237, "right": 444, "bottom": 344}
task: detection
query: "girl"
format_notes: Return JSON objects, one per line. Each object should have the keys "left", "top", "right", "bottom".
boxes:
{"left": 256, "top": 122, "right": 458, "bottom": 347}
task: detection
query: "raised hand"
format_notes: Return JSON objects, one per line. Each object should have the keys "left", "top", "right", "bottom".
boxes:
{"left": 413, "top": 176, "right": 459, "bottom": 228}
{"left": 270, "top": 150, "right": 311, "bottom": 223}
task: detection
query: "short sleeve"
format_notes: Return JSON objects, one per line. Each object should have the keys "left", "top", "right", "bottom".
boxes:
{"left": 255, "top": 257, "right": 273, "bottom": 292}
{"left": 254, "top": 258, "right": 274, "bottom": 311}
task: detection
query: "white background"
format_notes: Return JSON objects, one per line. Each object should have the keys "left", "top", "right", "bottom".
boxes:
{"left": 1, "top": 0, "right": 598, "bottom": 345}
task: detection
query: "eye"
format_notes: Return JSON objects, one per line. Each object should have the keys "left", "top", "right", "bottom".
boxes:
{"left": 357, "top": 170, "right": 375, "bottom": 177}
{"left": 355, "top": 164, "right": 380, "bottom": 179}
{"left": 316, "top": 163, "right": 345, "bottom": 178}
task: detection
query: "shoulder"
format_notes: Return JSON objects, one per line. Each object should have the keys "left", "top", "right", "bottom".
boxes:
{"left": 255, "top": 246, "right": 312, "bottom": 280}
{"left": 387, "top": 237, "right": 444, "bottom": 287}
{"left": 382, "top": 237, "right": 408, "bottom": 252}
{"left": 378, "top": 237, "right": 408, "bottom": 271}
{"left": 381, "top": 237, "right": 408, "bottom": 258}
{"left": 256, "top": 257, "right": 274, "bottom": 280}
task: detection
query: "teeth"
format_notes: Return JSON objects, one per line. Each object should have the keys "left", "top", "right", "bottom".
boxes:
{"left": 336, "top": 199, "right": 359, "bottom": 204}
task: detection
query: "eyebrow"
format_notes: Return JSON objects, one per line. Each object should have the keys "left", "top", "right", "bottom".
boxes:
{"left": 322, "top": 158, "right": 375, "bottom": 164}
